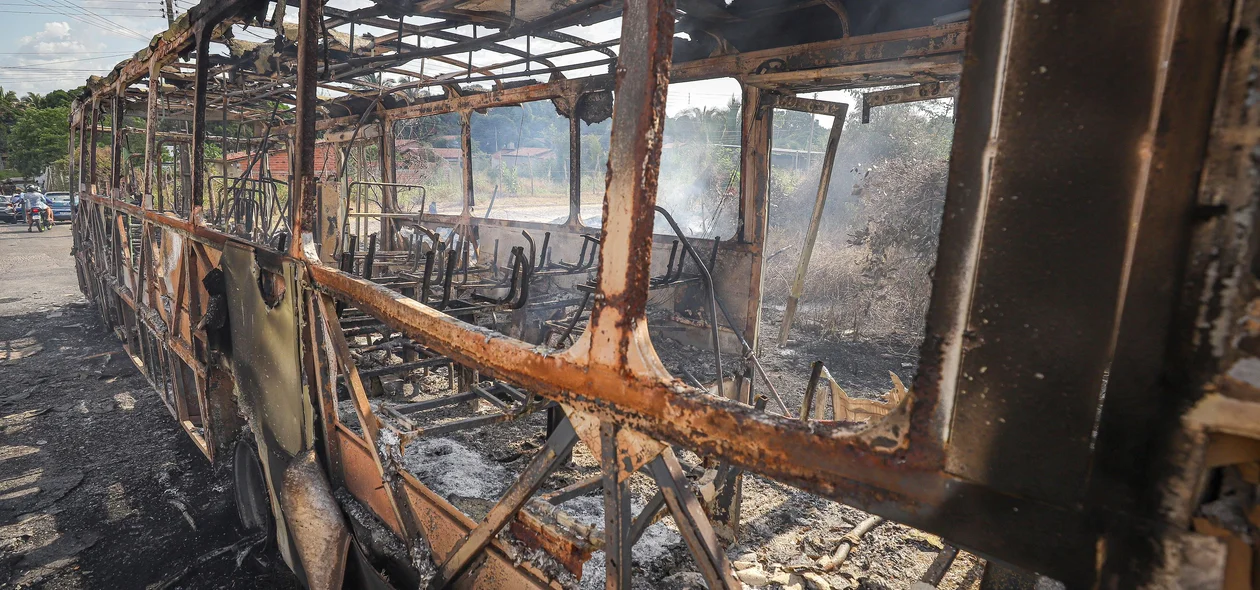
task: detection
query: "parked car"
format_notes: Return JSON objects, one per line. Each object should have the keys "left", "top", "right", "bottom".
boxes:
{"left": 44, "top": 192, "right": 72, "bottom": 223}
{"left": 3, "top": 195, "right": 21, "bottom": 223}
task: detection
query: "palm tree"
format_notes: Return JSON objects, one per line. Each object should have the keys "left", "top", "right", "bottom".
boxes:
{"left": 21, "top": 92, "right": 47, "bottom": 109}
{"left": 353, "top": 72, "right": 383, "bottom": 92}
{"left": 0, "top": 87, "right": 21, "bottom": 120}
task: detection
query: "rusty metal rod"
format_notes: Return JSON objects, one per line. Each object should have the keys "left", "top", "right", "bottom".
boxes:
{"left": 543, "top": 474, "right": 603, "bottom": 504}
{"left": 357, "top": 356, "right": 450, "bottom": 379}
{"left": 654, "top": 206, "right": 724, "bottom": 401}
{"left": 914, "top": 544, "right": 960, "bottom": 589}
{"left": 803, "top": 360, "right": 825, "bottom": 420}
{"left": 392, "top": 391, "right": 479, "bottom": 415}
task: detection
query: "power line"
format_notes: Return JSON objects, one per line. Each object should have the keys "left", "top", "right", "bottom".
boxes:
{"left": 0, "top": 54, "right": 130, "bottom": 67}
{"left": 0, "top": 6, "right": 160, "bottom": 12}
{"left": 31, "top": 0, "right": 154, "bottom": 39}
{"left": 0, "top": 51, "right": 135, "bottom": 54}
{"left": 15, "top": 6, "right": 150, "bottom": 40}
{"left": 48, "top": 0, "right": 156, "bottom": 38}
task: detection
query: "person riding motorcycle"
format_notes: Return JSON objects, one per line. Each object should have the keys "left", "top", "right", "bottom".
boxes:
{"left": 22, "top": 186, "right": 50, "bottom": 231}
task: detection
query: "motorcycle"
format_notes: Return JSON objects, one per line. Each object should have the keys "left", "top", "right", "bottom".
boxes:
{"left": 27, "top": 206, "right": 50, "bottom": 232}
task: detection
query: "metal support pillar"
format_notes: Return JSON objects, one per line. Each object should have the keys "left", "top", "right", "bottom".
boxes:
{"left": 111, "top": 93, "right": 124, "bottom": 197}
{"left": 568, "top": 95, "right": 581, "bottom": 225}
{"left": 291, "top": 0, "right": 322, "bottom": 256}
{"left": 586, "top": 0, "right": 676, "bottom": 361}
{"left": 144, "top": 60, "right": 160, "bottom": 207}
{"left": 601, "top": 421, "right": 634, "bottom": 589}
{"left": 460, "top": 110, "right": 474, "bottom": 215}
{"left": 89, "top": 99, "right": 100, "bottom": 193}
{"left": 381, "top": 120, "right": 398, "bottom": 250}
{"left": 190, "top": 31, "right": 211, "bottom": 217}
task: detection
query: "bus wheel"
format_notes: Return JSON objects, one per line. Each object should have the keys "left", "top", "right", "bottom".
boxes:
{"left": 233, "top": 436, "right": 273, "bottom": 542}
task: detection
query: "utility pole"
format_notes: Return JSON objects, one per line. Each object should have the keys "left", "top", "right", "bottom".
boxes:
{"left": 164, "top": 0, "right": 175, "bottom": 25}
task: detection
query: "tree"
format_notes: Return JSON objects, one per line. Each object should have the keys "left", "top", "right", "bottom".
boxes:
{"left": 10, "top": 106, "right": 70, "bottom": 177}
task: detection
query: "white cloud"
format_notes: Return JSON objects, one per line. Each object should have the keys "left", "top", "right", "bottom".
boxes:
{"left": 17, "top": 21, "right": 99, "bottom": 61}
{"left": 2, "top": 22, "right": 113, "bottom": 94}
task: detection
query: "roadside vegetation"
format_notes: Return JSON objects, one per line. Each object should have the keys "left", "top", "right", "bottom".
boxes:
{"left": 0, "top": 87, "right": 79, "bottom": 180}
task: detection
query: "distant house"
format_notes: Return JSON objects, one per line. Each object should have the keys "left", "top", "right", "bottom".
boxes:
{"left": 224, "top": 144, "right": 340, "bottom": 180}
{"left": 396, "top": 139, "right": 462, "bottom": 165}
{"left": 427, "top": 148, "right": 464, "bottom": 164}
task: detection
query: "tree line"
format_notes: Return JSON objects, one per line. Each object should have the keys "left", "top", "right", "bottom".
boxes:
{"left": 0, "top": 87, "right": 80, "bottom": 178}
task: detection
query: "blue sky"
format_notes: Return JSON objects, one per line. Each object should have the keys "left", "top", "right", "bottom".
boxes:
{"left": 0, "top": 0, "right": 188, "bottom": 95}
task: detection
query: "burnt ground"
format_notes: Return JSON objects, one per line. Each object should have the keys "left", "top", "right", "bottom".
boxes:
{"left": 0, "top": 223, "right": 299, "bottom": 589}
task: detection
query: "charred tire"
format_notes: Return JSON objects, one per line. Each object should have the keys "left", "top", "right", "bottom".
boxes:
{"left": 233, "top": 436, "right": 273, "bottom": 542}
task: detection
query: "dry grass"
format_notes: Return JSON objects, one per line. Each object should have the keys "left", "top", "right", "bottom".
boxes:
{"left": 763, "top": 156, "right": 948, "bottom": 339}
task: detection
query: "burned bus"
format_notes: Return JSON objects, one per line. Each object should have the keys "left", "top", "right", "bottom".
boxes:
{"left": 69, "top": 0, "right": 1260, "bottom": 588}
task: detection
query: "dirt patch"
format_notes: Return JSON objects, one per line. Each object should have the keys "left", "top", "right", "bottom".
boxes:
{"left": 0, "top": 224, "right": 299, "bottom": 589}
{"left": 0, "top": 305, "right": 300, "bottom": 589}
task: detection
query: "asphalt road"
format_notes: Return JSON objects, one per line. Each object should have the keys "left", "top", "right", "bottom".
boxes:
{"left": 0, "top": 220, "right": 299, "bottom": 589}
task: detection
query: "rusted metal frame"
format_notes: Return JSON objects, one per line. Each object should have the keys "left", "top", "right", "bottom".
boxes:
{"left": 89, "top": 99, "right": 101, "bottom": 193}
{"left": 730, "top": 87, "right": 773, "bottom": 446}
{"left": 764, "top": 93, "right": 848, "bottom": 118}
{"left": 190, "top": 30, "right": 212, "bottom": 219}
{"left": 113, "top": 212, "right": 129, "bottom": 302}
{"left": 584, "top": 0, "right": 675, "bottom": 367}
{"left": 567, "top": 94, "right": 582, "bottom": 226}
{"left": 709, "top": 393, "right": 767, "bottom": 537}
{"left": 182, "top": 241, "right": 209, "bottom": 360}
{"left": 111, "top": 92, "right": 126, "bottom": 197}
{"left": 136, "top": 107, "right": 255, "bottom": 122}
{"left": 80, "top": 193, "right": 231, "bottom": 250}
{"left": 1086, "top": 0, "right": 1252, "bottom": 585}
{"left": 338, "top": 0, "right": 608, "bottom": 69}
{"left": 430, "top": 418, "right": 579, "bottom": 588}
{"left": 461, "top": 37, "right": 619, "bottom": 75}
{"left": 672, "top": 21, "right": 965, "bottom": 79}
{"left": 170, "top": 243, "right": 194, "bottom": 366}
{"left": 536, "top": 29, "right": 618, "bottom": 59}
{"left": 654, "top": 206, "right": 724, "bottom": 399}
{"left": 143, "top": 62, "right": 161, "bottom": 207}
{"left": 305, "top": 265, "right": 1099, "bottom": 581}
{"left": 601, "top": 420, "right": 634, "bottom": 589}
{"left": 778, "top": 103, "right": 847, "bottom": 346}
{"left": 385, "top": 77, "right": 612, "bottom": 121}
{"left": 325, "top": 50, "right": 499, "bottom": 90}
{"left": 381, "top": 120, "right": 399, "bottom": 251}
{"left": 318, "top": 8, "right": 559, "bottom": 74}
{"left": 383, "top": 467, "right": 556, "bottom": 588}
{"left": 742, "top": 54, "right": 964, "bottom": 90}
{"left": 370, "top": 26, "right": 964, "bottom": 124}
{"left": 306, "top": 292, "right": 345, "bottom": 486}
{"left": 78, "top": 106, "right": 90, "bottom": 193}
{"left": 144, "top": 129, "right": 278, "bottom": 145}
{"left": 861, "top": 80, "right": 959, "bottom": 123}
{"left": 66, "top": 109, "right": 76, "bottom": 197}
{"left": 76, "top": 10, "right": 1134, "bottom": 584}
{"left": 459, "top": 110, "right": 474, "bottom": 216}
{"left": 373, "top": 27, "right": 964, "bottom": 125}
{"left": 314, "top": 293, "right": 424, "bottom": 549}
{"left": 648, "top": 450, "right": 739, "bottom": 589}
{"left": 290, "top": 0, "right": 321, "bottom": 258}
{"left": 444, "top": 58, "right": 620, "bottom": 88}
